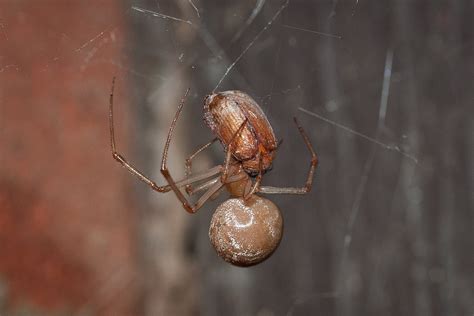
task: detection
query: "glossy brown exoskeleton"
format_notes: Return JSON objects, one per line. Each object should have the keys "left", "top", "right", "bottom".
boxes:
{"left": 203, "top": 90, "right": 278, "bottom": 174}
{"left": 109, "top": 80, "right": 318, "bottom": 266}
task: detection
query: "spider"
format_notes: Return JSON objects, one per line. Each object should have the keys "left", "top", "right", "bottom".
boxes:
{"left": 109, "top": 78, "right": 318, "bottom": 266}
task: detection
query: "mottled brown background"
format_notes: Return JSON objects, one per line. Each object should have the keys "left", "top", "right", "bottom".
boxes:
{"left": 0, "top": 1, "right": 472, "bottom": 316}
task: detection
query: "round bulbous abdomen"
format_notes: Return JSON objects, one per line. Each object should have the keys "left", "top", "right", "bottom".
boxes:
{"left": 209, "top": 196, "right": 283, "bottom": 267}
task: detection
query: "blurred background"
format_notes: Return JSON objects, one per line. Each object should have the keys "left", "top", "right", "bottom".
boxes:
{"left": 0, "top": 0, "right": 472, "bottom": 315}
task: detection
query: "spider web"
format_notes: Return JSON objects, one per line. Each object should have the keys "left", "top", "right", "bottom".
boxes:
{"left": 1, "top": 1, "right": 472, "bottom": 315}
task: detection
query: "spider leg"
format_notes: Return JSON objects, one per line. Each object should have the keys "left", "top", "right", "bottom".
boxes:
{"left": 221, "top": 118, "right": 248, "bottom": 183}
{"left": 187, "top": 177, "right": 220, "bottom": 195}
{"left": 172, "top": 166, "right": 222, "bottom": 189}
{"left": 258, "top": 117, "right": 318, "bottom": 195}
{"left": 160, "top": 88, "right": 231, "bottom": 213}
{"left": 109, "top": 78, "right": 223, "bottom": 194}
{"left": 192, "top": 180, "right": 225, "bottom": 210}
{"left": 210, "top": 185, "right": 226, "bottom": 201}
{"left": 244, "top": 151, "right": 263, "bottom": 199}
{"left": 184, "top": 137, "right": 218, "bottom": 193}
{"left": 189, "top": 166, "right": 248, "bottom": 200}
{"left": 211, "top": 171, "right": 248, "bottom": 200}
{"left": 109, "top": 77, "right": 172, "bottom": 193}
{"left": 161, "top": 170, "right": 226, "bottom": 213}
{"left": 169, "top": 173, "right": 227, "bottom": 211}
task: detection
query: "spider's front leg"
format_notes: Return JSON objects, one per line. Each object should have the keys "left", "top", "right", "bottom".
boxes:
{"left": 184, "top": 137, "right": 218, "bottom": 194}
{"left": 159, "top": 89, "right": 236, "bottom": 213}
{"left": 109, "top": 77, "right": 172, "bottom": 193}
{"left": 110, "top": 78, "right": 226, "bottom": 212}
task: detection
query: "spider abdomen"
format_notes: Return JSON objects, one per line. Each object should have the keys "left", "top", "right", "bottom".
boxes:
{"left": 203, "top": 90, "right": 278, "bottom": 174}
{"left": 209, "top": 196, "right": 283, "bottom": 266}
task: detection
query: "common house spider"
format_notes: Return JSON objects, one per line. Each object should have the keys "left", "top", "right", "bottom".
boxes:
{"left": 109, "top": 78, "right": 318, "bottom": 266}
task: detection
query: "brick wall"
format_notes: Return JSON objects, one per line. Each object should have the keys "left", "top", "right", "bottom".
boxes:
{"left": 0, "top": 2, "right": 139, "bottom": 315}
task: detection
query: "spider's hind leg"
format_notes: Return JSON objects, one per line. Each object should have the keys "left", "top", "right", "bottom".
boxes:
{"left": 258, "top": 118, "right": 318, "bottom": 195}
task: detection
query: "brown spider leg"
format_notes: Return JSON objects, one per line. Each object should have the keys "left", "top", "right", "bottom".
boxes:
{"left": 167, "top": 173, "right": 228, "bottom": 212}
{"left": 188, "top": 177, "right": 220, "bottom": 195}
{"left": 221, "top": 118, "right": 249, "bottom": 183}
{"left": 160, "top": 89, "right": 231, "bottom": 213}
{"left": 209, "top": 185, "right": 226, "bottom": 201}
{"left": 211, "top": 170, "right": 248, "bottom": 200}
{"left": 109, "top": 77, "right": 172, "bottom": 193}
{"left": 172, "top": 166, "right": 223, "bottom": 189}
{"left": 191, "top": 163, "right": 250, "bottom": 200}
{"left": 187, "top": 164, "right": 247, "bottom": 195}
{"left": 109, "top": 77, "right": 222, "bottom": 193}
{"left": 224, "top": 169, "right": 248, "bottom": 184}
{"left": 221, "top": 144, "right": 234, "bottom": 183}
{"left": 244, "top": 151, "right": 264, "bottom": 199}
{"left": 185, "top": 137, "right": 218, "bottom": 194}
{"left": 190, "top": 165, "right": 247, "bottom": 199}
{"left": 184, "top": 163, "right": 244, "bottom": 196}
{"left": 192, "top": 180, "right": 226, "bottom": 210}
{"left": 258, "top": 117, "right": 318, "bottom": 195}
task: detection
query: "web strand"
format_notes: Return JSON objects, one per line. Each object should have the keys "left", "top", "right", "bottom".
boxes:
{"left": 131, "top": 6, "right": 193, "bottom": 25}
{"left": 283, "top": 24, "right": 342, "bottom": 39}
{"left": 213, "top": 0, "right": 290, "bottom": 92}
{"left": 188, "top": 0, "right": 200, "bottom": 18}
{"left": 227, "top": 0, "right": 266, "bottom": 47}
{"left": 298, "top": 107, "right": 419, "bottom": 164}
